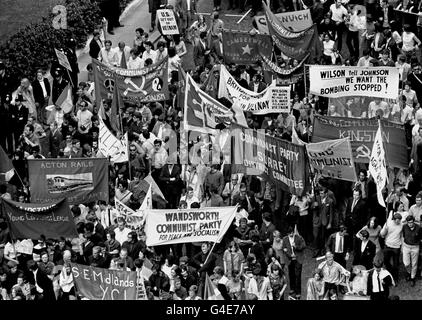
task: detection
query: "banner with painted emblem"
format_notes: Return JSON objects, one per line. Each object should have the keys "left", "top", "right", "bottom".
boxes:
{"left": 71, "top": 263, "right": 138, "bottom": 300}
{"left": 312, "top": 115, "right": 408, "bottom": 168}
{"left": 98, "top": 117, "right": 128, "bottom": 163}
{"left": 221, "top": 30, "right": 272, "bottom": 65}
{"left": 369, "top": 124, "right": 387, "bottom": 207}
{"left": 144, "top": 206, "right": 237, "bottom": 246}
{"left": 305, "top": 138, "right": 357, "bottom": 182}
{"left": 254, "top": 9, "right": 313, "bottom": 34}
{"left": 27, "top": 158, "right": 109, "bottom": 205}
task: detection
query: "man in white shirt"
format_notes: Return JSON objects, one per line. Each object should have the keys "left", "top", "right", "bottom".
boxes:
{"left": 346, "top": 7, "right": 360, "bottom": 59}
{"left": 98, "top": 40, "right": 119, "bottom": 67}
{"left": 409, "top": 191, "right": 422, "bottom": 224}
{"left": 76, "top": 100, "right": 93, "bottom": 134}
{"left": 367, "top": 259, "right": 394, "bottom": 300}
{"left": 380, "top": 212, "right": 403, "bottom": 282}
{"left": 330, "top": 0, "right": 348, "bottom": 51}
{"left": 142, "top": 41, "right": 157, "bottom": 65}
{"left": 115, "top": 42, "right": 131, "bottom": 68}
{"left": 357, "top": 49, "right": 372, "bottom": 67}
{"left": 368, "top": 98, "right": 389, "bottom": 118}
{"left": 113, "top": 217, "right": 132, "bottom": 246}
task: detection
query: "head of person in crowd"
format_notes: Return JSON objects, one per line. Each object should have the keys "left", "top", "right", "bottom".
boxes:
{"left": 117, "top": 217, "right": 127, "bottom": 231}
{"left": 325, "top": 251, "right": 335, "bottom": 266}
{"left": 144, "top": 41, "right": 153, "bottom": 53}
{"left": 118, "top": 179, "right": 129, "bottom": 193}
{"left": 359, "top": 229, "right": 370, "bottom": 242}
{"left": 393, "top": 212, "right": 402, "bottom": 225}
{"left": 406, "top": 215, "right": 416, "bottom": 229}
{"left": 105, "top": 40, "right": 112, "bottom": 51}
{"left": 201, "top": 242, "right": 210, "bottom": 255}
{"left": 153, "top": 139, "right": 162, "bottom": 152}
{"left": 367, "top": 216, "right": 379, "bottom": 229}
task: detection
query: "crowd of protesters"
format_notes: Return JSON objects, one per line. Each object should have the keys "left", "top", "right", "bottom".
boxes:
{"left": 1, "top": 0, "right": 422, "bottom": 301}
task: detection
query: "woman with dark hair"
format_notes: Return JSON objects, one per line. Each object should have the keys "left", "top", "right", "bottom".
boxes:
{"left": 223, "top": 241, "right": 244, "bottom": 277}
{"left": 172, "top": 34, "right": 187, "bottom": 58}
{"left": 269, "top": 263, "right": 287, "bottom": 300}
{"left": 306, "top": 268, "right": 324, "bottom": 300}
{"left": 356, "top": 216, "right": 382, "bottom": 253}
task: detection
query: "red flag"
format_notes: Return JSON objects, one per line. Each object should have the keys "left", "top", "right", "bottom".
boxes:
{"left": 0, "top": 145, "right": 14, "bottom": 182}
{"left": 110, "top": 75, "right": 123, "bottom": 134}
{"left": 55, "top": 84, "right": 73, "bottom": 113}
{"left": 204, "top": 273, "right": 223, "bottom": 300}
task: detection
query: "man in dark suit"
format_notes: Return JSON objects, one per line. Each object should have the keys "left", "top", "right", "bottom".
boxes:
{"left": 282, "top": 226, "right": 306, "bottom": 299}
{"left": 10, "top": 94, "right": 29, "bottom": 145}
{"left": 26, "top": 260, "right": 56, "bottom": 300}
{"left": 209, "top": 33, "right": 224, "bottom": 65}
{"left": 89, "top": 31, "right": 103, "bottom": 59}
{"left": 325, "top": 225, "right": 352, "bottom": 267}
{"left": 353, "top": 230, "right": 377, "bottom": 270}
{"left": 51, "top": 69, "right": 69, "bottom": 105}
{"left": 312, "top": 187, "right": 334, "bottom": 257}
{"left": 48, "top": 121, "right": 63, "bottom": 158}
{"left": 367, "top": 259, "right": 394, "bottom": 300}
{"left": 32, "top": 70, "right": 51, "bottom": 125}
{"left": 374, "top": 0, "right": 395, "bottom": 29}
{"left": 232, "top": 183, "right": 260, "bottom": 225}
{"left": 193, "top": 31, "right": 209, "bottom": 71}
{"left": 345, "top": 188, "right": 367, "bottom": 237}
{"left": 248, "top": 74, "right": 267, "bottom": 93}
{"left": 159, "top": 159, "right": 182, "bottom": 209}
{"left": 148, "top": 0, "right": 162, "bottom": 32}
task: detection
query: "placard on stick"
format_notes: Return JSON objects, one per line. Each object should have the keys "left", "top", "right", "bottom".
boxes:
{"left": 157, "top": 9, "right": 179, "bottom": 35}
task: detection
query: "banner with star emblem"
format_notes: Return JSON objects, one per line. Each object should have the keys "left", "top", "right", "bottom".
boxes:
{"left": 222, "top": 30, "right": 273, "bottom": 65}
{"left": 183, "top": 73, "right": 248, "bottom": 134}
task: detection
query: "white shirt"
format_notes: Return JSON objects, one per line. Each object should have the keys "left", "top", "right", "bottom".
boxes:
{"left": 99, "top": 48, "right": 119, "bottom": 67}
{"left": 115, "top": 46, "right": 131, "bottom": 67}
{"left": 38, "top": 80, "right": 48, "bottom": 98}
{"left": 127, "top": 56, "right": 144, "bottom": 69}
{"left": 330, "top": 4, "right": 348, "bottom": 22}
{"left": 361, "top": 239, "right": 369, "bottom": 253}
{"left": 142, "top": 49, "right": 158, "bottom": 65}
{"left": 335, "top": 233, "right": 344, "bottom": 253}
{"left": 114, "top": 227, "right": 132, "bottom": 246}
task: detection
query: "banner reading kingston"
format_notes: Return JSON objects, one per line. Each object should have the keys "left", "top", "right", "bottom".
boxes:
{"left": 309, "top": 65, "right": 400, "bottom": 99}
{"left": 144, "top": 206, "right": 237, "bottom": 246}
{"left": 28, "top": 158, "right": 109, "bottom": 205}
{"left": 222, "top": 30, "right": 272, "bottom": 65}
{"left": 218, "top": 65, "right": 291, "bottom": 114}
{"left": 71, "top": 263, "right": 138, "bottom": 300}
{"left": 232, "top": 128, "right": 309, "bottom": 196}
{"left": 254, "top": 9, "right": 313, "bottom": 34}
{"left": 306, "top": 138, "right": 357, "bottom": 182}
{"left": 1, "top": 198, "right": 77, "bottom": 239}
{"left": 312, "top": 116, "right": 408, "bottom": 168}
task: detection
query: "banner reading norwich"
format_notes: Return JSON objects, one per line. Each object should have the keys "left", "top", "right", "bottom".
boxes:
{"left": 28, "top": 158, "right": 109, "bottom": 205}
{"left": 222, "top": 30, "right": 272, "bottom": 65}
{"left": 312, "top": 116, "right": 408, "bottom": 168}
{"left": 306, "top": 138, "right": 357, "bottom": 182}
{"left": 145, "top": 206, "right": 237, "bottom": 246}
{"left": 218, "top": 65, "right": 291, "bottom": 114}
{"left": 309, "top": 65, "right": 400, "bottom": 99}
{"left": 1, "top": 198, "right": 77, "bottom": 239}
{"left": 232, "top": 128, "right": 309, "bottom": 196}
{"left": 254, "top": 9, "right": 313, "bottom": 34}
{"left": 71, "top": 263, "right": 138, "bottom": 300}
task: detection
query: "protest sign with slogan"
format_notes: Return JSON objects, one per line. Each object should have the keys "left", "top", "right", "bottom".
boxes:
{"left": 14, "top": 239, "right": 34, "bottom": 255}
{"left": 309, "top": 65, "right": 400, "bottom": 99}
{"left": 27, "top": 158, "right": 109, "bottom": 205}
{"left": 254, "top": 9, "right": 313, "bottom": 34}
{"left": 54, "top": 48, "right": 72, "bottom": 71}
{"left": 232, "top": 128, "right": 309, "bottom": 196}
{"left": 98, "top": 117, "right": 128, "bottom": 163}
{"left": 312, "top": 115, "right": 408, "bottom": 168}
{"left": 305, "top": 138, "right": 357, "bottom": 182}
{"left": 144, "top": 206, "right": 237, "bottom": 246}
{"left": 1, "top": 198, "right": 77, "bottom": 239}
{"left": 222, "top": 30, "right": 272, "bottom": 65}
{"left": 71, "top": 263, "right": 138, "bottom": 300}
{"left": 218, "top": 65, "right": 291, "bottom": 114}
{"left": 157, "top": 9, "right": 179, "bottom": 35}
{"left": 115, "top": 185, "right": 151, "bottom": 229}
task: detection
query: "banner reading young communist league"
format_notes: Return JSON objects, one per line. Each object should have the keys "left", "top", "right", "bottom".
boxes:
{"left": 144, "top": 206, "right": 237, "bottom": 246}
{"left": 1, "top": 198, "right": 77, "bottom": 240}
{"left": 305, "top": 138, "right": 357, "bottom": 182}
{"left": 308, "top": 65, "right": 400, "bottom": 99}
{"left": 27, "top": 158, "right": 109, "bottom": 205}
{"left": 71, "top": 263, "right": 138, "bottom": 300}
{"left": 232, "top": 128, "right": 309, "bottom": 196}
{"left": 312, "top": 116, "right": 408, "bottom": 168}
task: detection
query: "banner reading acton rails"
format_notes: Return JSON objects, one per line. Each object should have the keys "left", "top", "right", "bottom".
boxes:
{"left": 309, "top": 65, "right": 400, "bottom": 99}
{"left": 145, "top": 206, "right": 237, "bottom": 246}
{"left": 28, "top": 158, "right": 109, "bottom": 205}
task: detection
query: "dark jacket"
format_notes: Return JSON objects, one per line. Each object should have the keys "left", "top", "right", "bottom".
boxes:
{"left": 314, "top": 196, "right": 334, "bottom": 227}
{"left": 326, "top": 232, "right": 352, "bottom": 255}
{"left": 159, "top": 164, "right": 182, "bottom": 195}
{"left": 192, "top": 251, "right": 217, "bottom": 275}
{"left": 32, "top": 78, "right": 51, "bottom": 106}
{"left": 345, "top": 197, "right": 367, "bottom": 233}
{"left": 89, "top": 38, "right": 103, "bottom": 59}
{"left": 248, "top": 81, "right": 267, "bottom": 93}
{"left": 26, "top": 268, "right": 56, "bottom": 300}
{"left": 367, "top": 269, "right": 393, "bottom": 300}
{"left": 281, "top": 234, "right": 306, "bottom": 264}
{"left": 353, "top": 238, "right": 376, "bottom": 270}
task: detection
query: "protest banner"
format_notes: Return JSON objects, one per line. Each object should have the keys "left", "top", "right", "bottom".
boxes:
{"left": 232, "top": 128, "right": 309, "bottom": 196}
{"left": 254, "top": 9, "right": 313, "bottom": 34}
{"left": 218, "top": 65, "right": 291, "bottom": 114}
{"left": 14, "top": 239, "right": 34, "bottom": 255}
{"left": 312, "top": 115, "right": 408, "bottom": 168}
{"left": 263, "top": 1, "right": 321, "bottom": 61}
{"left": 306, "top": 138, "right": 357, "bottom": 182}
{"left": 308, "top": 65, "right": 400, "bottom": 99}
{"left": 115, "top": 186, "right": 151, "bottom": 229}
{"left": 1, "top": 198, "right": 77, "bottom": 239}
{"left": 144, "top": 206, "right": 237, "bottom": 246}
{"left": 184, "top": 73, "right": 247, "bottom": 133}
{"left": 157, "top": 9, "right": 179, "bottom": 35}
{"left": 27, "top": 158, "right": 109, "bottom": 205}
{"left": 221, "top": 30, "right": 272, "bottom": 65}
{"left": 369, "top": 124, "right": 387, "bottom": 207}
{"left": 98, "top": 117, "right": 128, "bottom": 163}
{"left": 54, "top": 48, "right": 72, "bottom": 71}
{"left": 71, "top": 263, "right": 138, "bottom": 300}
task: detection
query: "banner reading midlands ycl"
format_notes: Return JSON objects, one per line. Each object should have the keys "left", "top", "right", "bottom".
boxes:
{"left": 312, "top": 116, "right": 408, "bottom": 168}
{"left": 306, "top": 138, "right": 357, "bottom": 182}
{"left": 145, "top": 206, "right": 237, "bottom": 246}
{"left": 28, "top": 158, "right": 109, "bottom": 205}
{"left": 71, "top": 263, "right": 138, "bottom": 300}
{"left": 233, "top": 128, "right": 309, "bottom": 196}
{"left": 1, "top": 198, "right": 77, "bottom": 239}
{"left": 222, "top": 30, "right": 272, "bottom": 65}
{"left": 309, "top": 65, "right": 400, "bottom": 99}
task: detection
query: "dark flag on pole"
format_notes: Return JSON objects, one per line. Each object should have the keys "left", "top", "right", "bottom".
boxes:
{"left": 0, "top": 145, "right": 14, "bottom": 182}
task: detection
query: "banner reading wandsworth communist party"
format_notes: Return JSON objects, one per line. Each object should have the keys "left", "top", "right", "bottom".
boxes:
{"left": 27, "top": 158, "right": 109, "bottom": 205}
{"left": 145, "top": 206, "right": 237, "bottom": 246}
{"left": 309, "top": 65, "right": 400, "bottom": 99}
{"left": 71, "top": 263, "right": 137, "bottom": 300}
{"left": 254, "top": 9, "right": 313, "bottom": 34}
{"left": 306, "top": 138, "right": 357, "bottom": 182}
{"left": 312, "top": 116, "right": 408, "bottom": 168}
{"left": 1, "top": 198, "right": 77, "bottom": 240}
{"left": 222, "top": 30, "right": 272, "bottom": 65}
{"left": 232, "top": 128, "right": 309, "bottom": 196}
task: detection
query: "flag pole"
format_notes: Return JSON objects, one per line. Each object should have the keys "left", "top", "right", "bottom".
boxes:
{"left": 203, "top": 241, "right": 217, "bottom": 266}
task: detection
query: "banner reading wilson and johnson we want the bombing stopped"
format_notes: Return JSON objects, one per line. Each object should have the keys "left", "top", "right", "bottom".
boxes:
{"left": 27, "top": 158, "right": 109, "bottom": 205}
